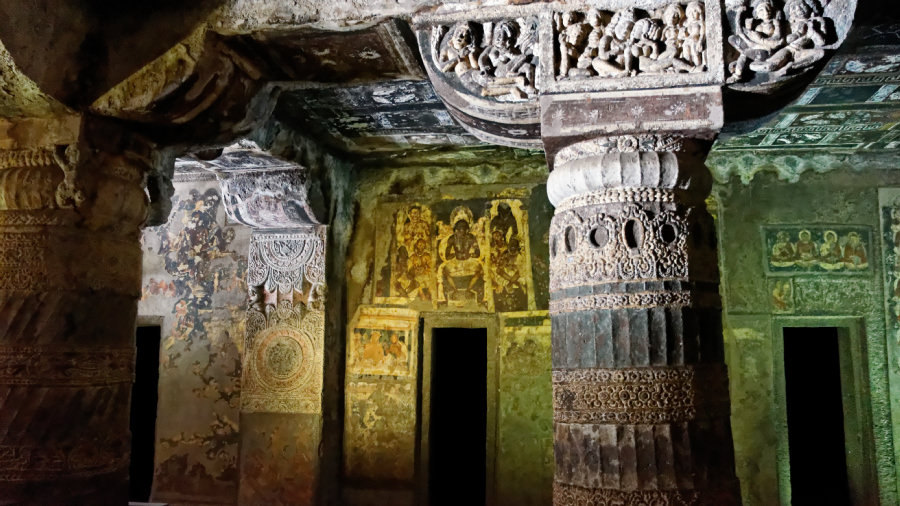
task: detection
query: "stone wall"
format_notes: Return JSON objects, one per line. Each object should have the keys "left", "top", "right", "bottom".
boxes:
{"left": 342, "top": 150, "right": 554, "bottom": 506}
{"left": 138, "top": 170, "right": 249, "bottom": 505}
{"left": 715, "top": 169, "right": 900, "bottom": 505}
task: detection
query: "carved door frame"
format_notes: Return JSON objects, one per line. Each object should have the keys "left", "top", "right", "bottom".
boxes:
{"left": 772, "top": 316, "right": 878, "bottom": 506}
{"left": 417, "top": 312, "right": 499, "bottom": 506}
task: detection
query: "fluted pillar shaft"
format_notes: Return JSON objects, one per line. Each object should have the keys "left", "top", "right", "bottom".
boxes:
{"left": 547, "top": 136, "right": 740, "bottom": 505}
{"left": 0, "top": 144, "right": 149, "bottom": 504}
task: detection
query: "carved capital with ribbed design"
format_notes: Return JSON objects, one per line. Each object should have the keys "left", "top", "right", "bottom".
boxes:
{"left": 547, "top": 135, "right": 739, "bottom": 506}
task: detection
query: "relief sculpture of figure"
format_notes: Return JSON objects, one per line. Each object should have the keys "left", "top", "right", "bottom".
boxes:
{"left": 438, "top": 22, "right": 480, "bottom": 75}
{"left": 682, "top": 1, "right": 707, "bottom": 69}
{"left": 478, "top": 20, "right": 537, "bottom": 98}
{"left": 764, "top": 0, "right": 828, "bottom": 76}
{"left": 727, "top": 0, "right": 786, "bottom": 82}
{"left": 591, "top": 9, "right": 637, "bottom": 77}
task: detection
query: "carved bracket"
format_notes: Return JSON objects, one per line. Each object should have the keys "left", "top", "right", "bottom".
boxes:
{"left": 177, "top": 140, "right": 325, "bottom": 229}
{"left": 414, "top": 7, "right": 543, "bottom": 148}
{"left": 723, "top": 0, "right": 856, "bottom": 91}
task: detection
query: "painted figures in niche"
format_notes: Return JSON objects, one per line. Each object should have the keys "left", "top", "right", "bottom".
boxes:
{"left": 489, "top": 202, "right": 528, "bottom": 312}
{"left": 352, "top": 328, "right": 412, "bottom": 376}
{"left": 390, "top": 205, "right": 435, "bottom": 301}
{"left": 771, "top": 278, "right": 794, "bottom": 313}
{"left": 767, "top": 227, "right": 870, "bottom": 272}
{"left": 440, "top": 207, "right": 486, "bottom": 304}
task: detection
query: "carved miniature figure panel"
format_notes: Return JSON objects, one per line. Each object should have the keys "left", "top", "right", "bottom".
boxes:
{"left": 763, "top": 225, "right": 872, "bottom": 274}
{"left": 430, "top": 17, "right": 540, "bottom": 101}
{"left": 723, "top": 0, "right": 857, "bottom": 90}
{"left": 373, "top": 198, "right": 536, "bottom": 312}
{"left": 548, "top": 1, "right": 721, "bottom": 92}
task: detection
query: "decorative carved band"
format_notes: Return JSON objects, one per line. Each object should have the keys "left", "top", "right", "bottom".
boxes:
{"left": 0, "top": 209, "right": 77, "bottom": 227}
{"left": 0, "top": 148, "right": 55, "bottom": 170}
{"left": 549, "top": 289, "right": 722, "bottom": 314}
{"left": 0, "top": 439, "right": 129, "bottom": 481}
{"left": 553, "top": 366, "right": 730, "bottom": 424}
{"left": 556, "top": 188, "right": 675, "bottom": 213}
{"left": 0, "top": 231, "right": 142, "bottom": 295}
{"left": 553, "top": 481, "right": 738, "bottom": 506}
{"left": 248, "top": 230, "right": 326, "bottom": 299}
{"left": 0, "top": 348, "right": 134, "bottom": 386}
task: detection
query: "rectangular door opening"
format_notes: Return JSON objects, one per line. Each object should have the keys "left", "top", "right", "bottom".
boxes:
{"left": 429, "top": 327, "right": 487, "bottom": 506}
{"left": 783, "top": 326, "right": 850, "bottom": 506}
{"left": 130, "top": 325, "right": 161, "bottom": 502}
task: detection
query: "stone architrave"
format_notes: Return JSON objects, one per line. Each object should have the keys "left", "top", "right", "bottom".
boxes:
{"left": 0, "top": 134, "right": 151, "bottom": 504}
{"left": 546, "top": 136, "right": 740, "bottom": 504}
{"left": 205, "top": 141, "right": 327, "bottom": 505}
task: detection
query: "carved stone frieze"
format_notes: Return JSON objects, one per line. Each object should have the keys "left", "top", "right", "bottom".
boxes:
{"left": 555, "top": 3, "right": 708, "bottom": 80}
{"left": 553, "top": 366, "right": 730, "bottom": 424}
{"left": 0, "top": 348, "right": 133, "bottom": 386}
{"left": 724, "top": 0, "right": 857, "bottom": 90}
{"left": 0, "top": 438, "right": 130, "bottom": 481}
{"left": 549, "top": 288, "right": 721, "bottom": 314}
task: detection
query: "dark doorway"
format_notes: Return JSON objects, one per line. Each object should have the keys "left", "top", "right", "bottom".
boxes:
{"left": 130, "top": 325, "right": 161, "bottom": 502}
{"left": 783, "top": 327, "right": 850, "bottom": 506}
{"left": 429, "top": 327, "right": 487, "bottom": 506}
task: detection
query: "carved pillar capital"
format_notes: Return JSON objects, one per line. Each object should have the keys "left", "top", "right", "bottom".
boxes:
{"left": 188, "top": 140, "right": 326, "bottom": 229}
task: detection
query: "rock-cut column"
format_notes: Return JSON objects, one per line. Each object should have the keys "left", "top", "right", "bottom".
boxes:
{"left": 0, "top": 142, "right": 149, "bottom": 504}
{"left": 546, "top": 136, "right": 740, "bottom": 505}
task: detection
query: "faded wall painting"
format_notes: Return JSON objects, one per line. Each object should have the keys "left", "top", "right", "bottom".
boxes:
{"left": 375, "top": 199, "right": 535, "bottom": 311}
{"left": 882, "top": 188, "right": 900, "bottom": 369}
{"left": 139, "top": 177, "right": 249, "bottom": 505}
{"left": 496, "top": 312, "right": 553, "bottom": 506}
{"left": 344, "top": 307, "right": 419, "bottom": 486}
{"left": 764, "top": 225, "right": 872, "bottom": 274}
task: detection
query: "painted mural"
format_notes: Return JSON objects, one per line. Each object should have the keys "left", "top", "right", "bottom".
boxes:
{"left": 375, "top": 198, "right": 535, "bottom": 311}
{"left": 139, "top": 180, "right": 249, "bottom": 505}
{"left": 769, "top": 278, "right": 795, "bottom": 314}
{"left": 764, "top": 226, "right": 871, "bottom": 274}
{"left": 344, "top": 307, "right": 419, "bottom": 487}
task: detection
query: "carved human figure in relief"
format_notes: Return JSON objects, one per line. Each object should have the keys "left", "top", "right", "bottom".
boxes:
{"left": 765, "top": 0, "right": 828, "bottom": 75}
{"left": 439, "top": 23, "right": 480, "bottom": 74}
{"left": 478, "top": 20, "right": 537, "bottom": 98}
{"left": 727, "top": 0, "right": 786, "bottom": 82}
{"left": 682, "top": 2, "right": 706, "bottom": 69}
{"left": 592, "top": 9, "right": 637, "bottom": 76}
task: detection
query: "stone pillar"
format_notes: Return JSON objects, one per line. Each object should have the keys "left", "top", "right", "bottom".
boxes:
{"left": 207, "top": 143, "right": 327, "bottom": 505}
{"left": 546, "top": 136, "right": 740, "bottom": 505}
{"left": 0, "top": 141, "right": 149, "bottom": 504}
